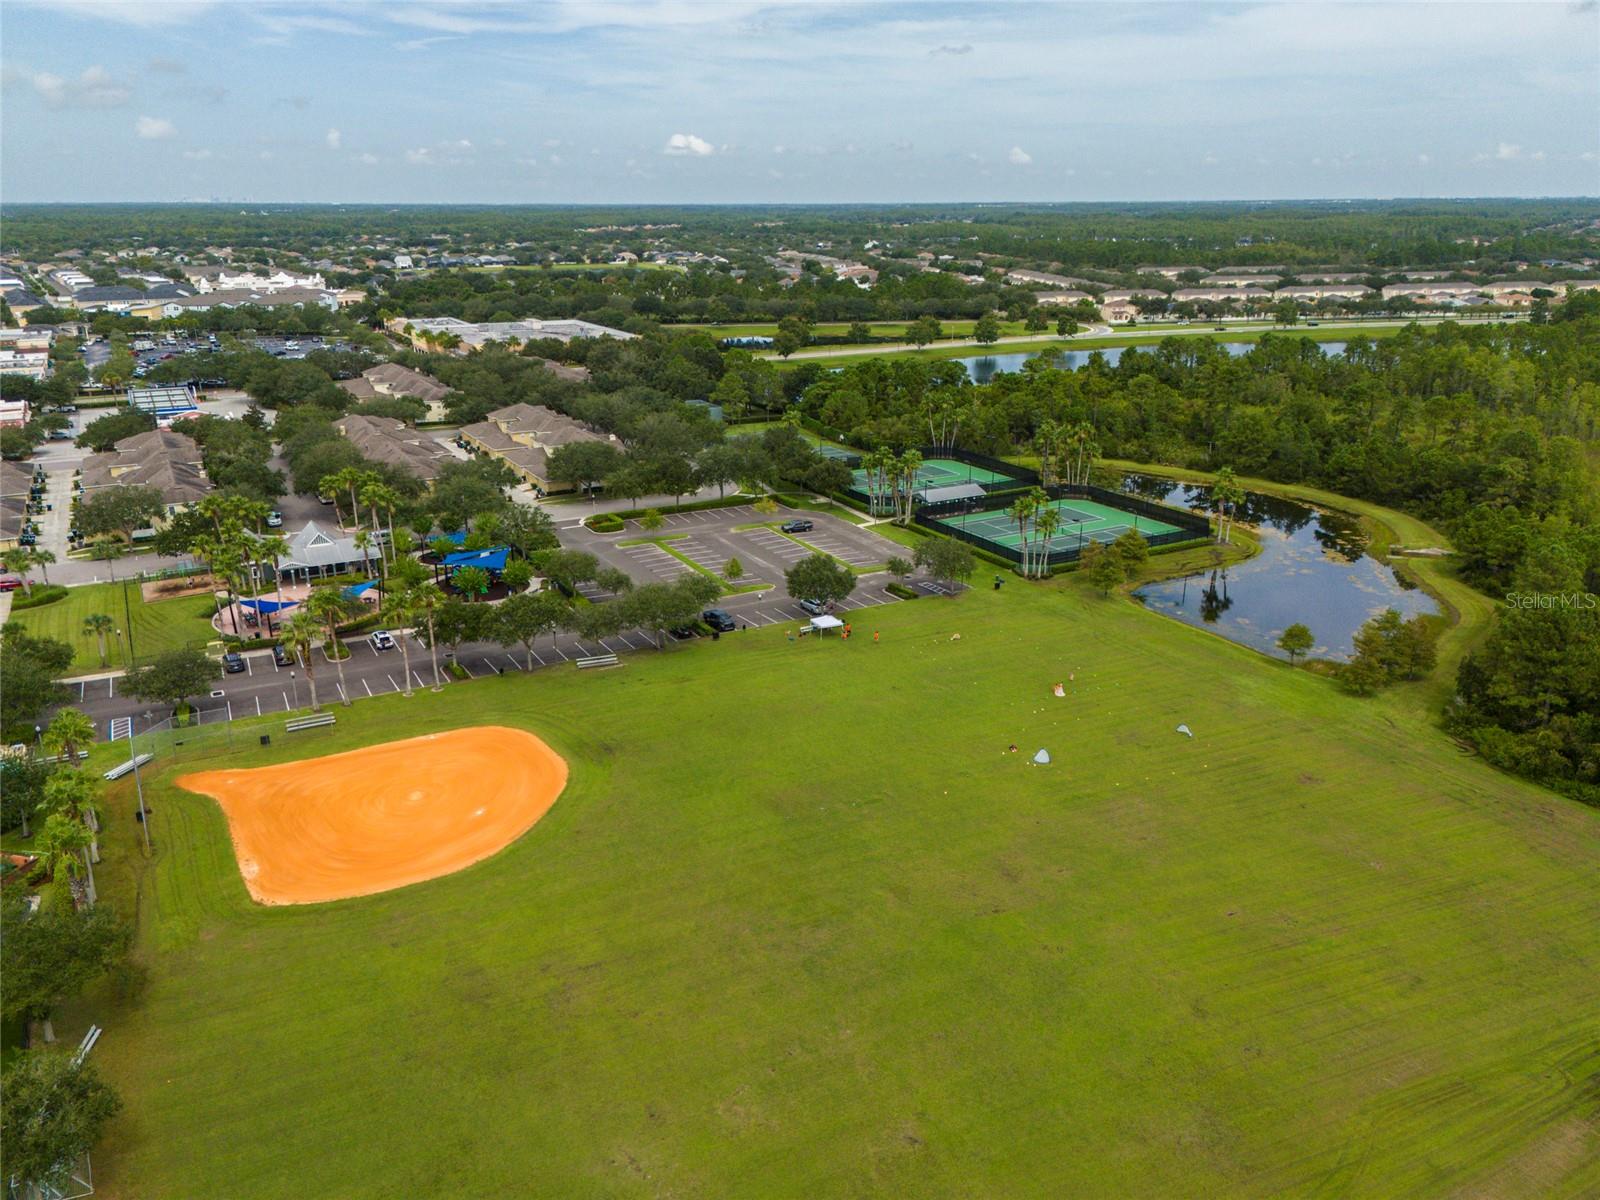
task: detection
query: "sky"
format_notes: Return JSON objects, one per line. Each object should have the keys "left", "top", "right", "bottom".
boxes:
{"left": 1, "top": 0, "right": 1596, "bottom": 203}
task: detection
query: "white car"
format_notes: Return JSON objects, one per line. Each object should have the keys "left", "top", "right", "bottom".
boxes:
{"left": 265, "top": 511, "right": 283, "bottom": 527}
{"left": 370, "top": 630, "right": 396, "bottom": 651}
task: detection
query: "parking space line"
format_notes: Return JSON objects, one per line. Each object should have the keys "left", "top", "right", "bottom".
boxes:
{"left": 363, "top": 680, "right": 374, "bottom": 697}
{"left": 282, "top": 690, "right": 290, "bottom": 709}
{"left": 108, "top": 677, "right": 114, "bottom": 698}
{"left": 245, "top": 656, "right": 253, "bottom": 675}
{"left": 386, "top": 674, "right": 399, "bottom": 690}
{"left": 504, "top": 655, "right": 520, "bottom": 669}
{"left": 414, "top": 670, "right": 429, "bottom": 688}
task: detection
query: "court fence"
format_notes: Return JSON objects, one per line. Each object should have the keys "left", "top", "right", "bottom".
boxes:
{"left": 913, "top": 483, "right": 1211, "bottom": 568}
{"left": 839, "top": 446, "right": 1039, "bottom": 512}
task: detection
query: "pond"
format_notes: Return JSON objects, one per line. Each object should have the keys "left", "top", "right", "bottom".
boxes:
{"left": 954, "top": 341, "right": 1347, "bottom": 383}
{"left": 1124, "top": 475, "right": 1435, "bottom": 662}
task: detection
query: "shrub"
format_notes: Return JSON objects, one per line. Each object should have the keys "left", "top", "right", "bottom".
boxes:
{"left": 587, "top": 513, "right": 624, "bottom": 533}
{"left": 885, "top": 582, "right": 920, "bottom": 600}
{"left": 9, "top": 585, "right": 68, "bottom": 610}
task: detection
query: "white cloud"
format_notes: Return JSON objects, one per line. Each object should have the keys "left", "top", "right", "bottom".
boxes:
{"left": 1202, "top": 153, "right": 1220, "bottom": 166}
{"left": 664, "top": 132, "right": 714, "bottom": 156}
{"left": 1496, "top": 142, "right": 1523, "bottom": 160}
{"left": 325, "top": 128, "right": 342, "bottom": 150}
{"left": 135, "top": 115, "right": 176, "bottom": 139}
{"left": 1417, "top": 153, "right": 1431, "bottom": 165}
{"left": 1008, "top": 146, "right": 1032, "bottom": 166}
{"left": 358, "top": 152, "right": 379, "bottom": 165}
{"left": 7, "top": 64, "right": 131, "bottom": 109}
{"left": 404, "top": 147, "right": 433, "bottom": 165}
{"left": 181, "top": 148, "right": 211, "bottom": 160}
{"left": 53, "top": 0, "right": 216, "bottom": 27}
{"left": 1530, "top": 149, "right": 1546, "bottom": 161}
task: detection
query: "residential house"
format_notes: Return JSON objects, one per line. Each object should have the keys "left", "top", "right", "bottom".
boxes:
{"left": 0, "top": 460, "right": 32, "bottom": 551}
{"left": 79, "top": 428, "right": 211, "bottom": 519}
{"left": 1136, "top": 265, "right": 1205, "bottom": 279}
{"left": 272, "top": 521, "right": 384, "bottom": 584}
{"left": 1380, "top": 281, "right": 1483, "bottom": 301}
{"left": 339, "top": 362, "right": 453, "bottom": 420}
{"left": 1034, "top": 290, "right": 1093, "bottom": 306}
{"left": 182, "top": 265, "right": 327, "bottom": 294}
{"left": 1274, "top": 285, "right": 1373, "bottom": 301}
{"left": 459, "top": 402, "right": 620, "bottom": 493}
{"left": 333, "top": 414, "right": 453, "bottom": 484}
{"left": 1199, "top": 274, "right": 1282, "bottom": 288}
{"left": 133, "top": 285, "right": 338, "bottom": 320}
{"left": 1004, "top": 269, "right": 1097, "bottom": 289}
{"left": 1172, "top": 287, "right": 1273, "bottom": 304}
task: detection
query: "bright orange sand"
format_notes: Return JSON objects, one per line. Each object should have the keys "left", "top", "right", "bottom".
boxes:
{"left": 177, "top": 726, "right": 567, "bottom": 905}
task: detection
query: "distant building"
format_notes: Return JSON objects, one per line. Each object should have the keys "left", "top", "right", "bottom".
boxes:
{"left": 1380, "top": 281, "right": 1482, "bottom": 301}
{"left": 1172, "top": 287, "right": 1272, "bottom": 303}
{"left": 1275, "top": 285, "right": 1373, "bottom": 301}
{"left": 1004, "top": 269, "right": 1097, "bottom": 289}
{"left": 392, "top": 315, "right": 636, "bottom": 348}
{"left": 1136, "top": 265, "right": 1205, "bottom": 280}
{"left": 127, "top": 384, "right": 199, "bottom": 424}
{"left": 1033, "top": 290, "right": 1093, "bottom": 305}
{"left": 182, "top": 265, "right": 327, "bottom": 294}
{"left": 1199, "top": 274, "right": 1282, "bottom": 288}
{"left": 0, "top": 398, "right": 31, "bottom": 427}
{"left": 134, "top": 286, "right": 338, "bottom": 319}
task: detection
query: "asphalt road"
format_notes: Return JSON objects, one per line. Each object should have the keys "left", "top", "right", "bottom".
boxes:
{"left": 68, "top": 570, "right": 920, "bottom": 744}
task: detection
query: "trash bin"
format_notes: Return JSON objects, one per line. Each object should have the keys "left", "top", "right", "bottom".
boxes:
{"left": 260, "top": 734, "right": 271, "bottom": 746}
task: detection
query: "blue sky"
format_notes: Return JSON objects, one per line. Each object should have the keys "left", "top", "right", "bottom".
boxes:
{"left": 2, "top": 0, "right": 1596, "bottom": 202}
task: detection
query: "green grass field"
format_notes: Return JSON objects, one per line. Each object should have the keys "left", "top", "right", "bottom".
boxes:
{"left": 8, "top": 579, "right": 219, "bottom": 673}
{"left": 65, "top": 564, "right": 1600, "bottom": 1197}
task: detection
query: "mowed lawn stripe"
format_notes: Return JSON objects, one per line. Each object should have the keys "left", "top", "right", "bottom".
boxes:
{"left": 69, "top": 577, "right": 1600, "bottom": 1199}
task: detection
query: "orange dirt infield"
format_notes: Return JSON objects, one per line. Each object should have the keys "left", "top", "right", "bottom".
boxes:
{"left": 177, "top": 726, "right": 568, "bottom": 905}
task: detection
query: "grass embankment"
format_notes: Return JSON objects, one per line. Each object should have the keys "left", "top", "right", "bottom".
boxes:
{"left": 69, "top": 570, "right": 1600, "bottom": 1198}
{"left": 7, "top": 579, "right": 217, "bottom": 673}
{"left": 802, "top": 324, "right": 1405, "bottom": 368}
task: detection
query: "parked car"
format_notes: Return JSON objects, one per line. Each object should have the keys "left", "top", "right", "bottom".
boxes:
{"left": 798, "top": 598, "right": 831, "bottom": 617}
{"left": 222, "top": 652, "right": 246, "bottom": 673}
{"left": 47, "top": 430, "right": 73, "bottom": 440}
{"left": 265, "top": 510, "right": 283, "bottom": 527}
{"left": 702, "top": 608, "right": 737, "bottom": 632}
{"left": 370, "top": 630, "right": 396, "bottom": 651}
{"left": 0, "top": 577, "right": 26, "bottom": 592}
{"left": 272, "top": 644, "right": 293, "bottom": 668}
{"left": 779, "top": 519, "right": 814, "bottom": 534}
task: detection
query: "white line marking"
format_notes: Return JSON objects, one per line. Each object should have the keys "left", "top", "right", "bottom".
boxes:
{"left": 386, "top": 674, "right": 399, "bottom": 690}
{"left": 505, "top": 655, "right": 519, "bottom": 669}
{"left": 226, "top": 700, "right": 233, "bottom": 720}
{"left": 255, "top": 695, "right": 262, "bottom": 716}
{"left": 108, "top": 677, "right": 114, "bottom": 698}
{"left": 362, "top": 679, "right": 374, "bottom": 697}
{"left": 245, "top": 656, "right": 253, "bottom": 675}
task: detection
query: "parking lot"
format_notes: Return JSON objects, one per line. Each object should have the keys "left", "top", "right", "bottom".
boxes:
{"left": 570, "top": 503, "right": 907, "bottom": 594}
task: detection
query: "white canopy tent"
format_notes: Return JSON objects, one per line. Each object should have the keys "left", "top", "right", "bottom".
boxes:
{"left": 807, "top": 615, "right": 844, "bottom": 635}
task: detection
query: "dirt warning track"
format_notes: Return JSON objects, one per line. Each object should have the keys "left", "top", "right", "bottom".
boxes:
{"left": 178, "top": 726, "right": 568, "bottom": 905}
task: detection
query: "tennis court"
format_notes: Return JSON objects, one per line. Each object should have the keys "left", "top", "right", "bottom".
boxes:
{"left": 850, "top": 456, "right": 1018, "bottom": 491}
{"left": 930, "top": 497, "right": 1182, "bottom": 549}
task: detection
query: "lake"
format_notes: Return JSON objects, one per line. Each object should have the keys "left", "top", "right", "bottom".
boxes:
{"left": 1125, "top": 475, "right": 1435, "bottom": 662}
{"left": 955, "top": 341, "right": 1347, "bottom": 383}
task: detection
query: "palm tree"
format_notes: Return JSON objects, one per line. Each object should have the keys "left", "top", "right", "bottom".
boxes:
{"left": 43, "top": 708, "right": 96, "bottom": 769}
{"left": 353, "top": 530, "right": 378, "bottom": 581}
{"left": 252, "top": 532, "right": 290, "bottom": 633}
{"left": 304, "top": 584, "right": 358, "bottom": 706}
{"left": 1035, "top": 506, "right": 1061, "bottom": 577}
{"left": 41, "top": 770, "right": 103, "bottom": 864}
{"left": 1008, "top": 494, "right": 1037, "bottom": 577}
{"left": 360, "top": 479, "right": 402, "bottom": 567}
{"left": 1212, "top": 467, "right": 1245, "bottom": 544}
{"left": 381, "top": 582, "right": 418, "bottom": 697}
{"left": 278, "top": 612, "right": 322, "bottom": 710}
{"left": 82, "top": 613, "right": 115, "bottom": 668}
{"left": 895, "top": 449, "right": 923, "bottom": 523}
{"left": 409, "top": 581, "right": 448, "bottom": 691}
{"left": 326, "top": 466, "right": 370, "bottom": 531}
{"left": 35, "top": 812, "right": 95, "bottom": 909}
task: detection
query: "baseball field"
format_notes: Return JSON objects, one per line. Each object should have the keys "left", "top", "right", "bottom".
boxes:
{"left": 73, "top": 575, "right": 1600, "bottom": 1198}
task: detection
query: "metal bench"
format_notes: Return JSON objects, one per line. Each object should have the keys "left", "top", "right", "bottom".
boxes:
{"left": 103, "top": 754, "right": 153, "bottom": 781}
{"left": 285, "top": 713, "right": 337, "bottom": 732}
{"left": 575, "top": 653, "right": 620, "bottom": 669}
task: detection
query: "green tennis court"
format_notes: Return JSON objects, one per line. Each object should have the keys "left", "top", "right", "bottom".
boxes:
{"left": 931, "top": 497, "right": 1181, "bottom": 549}
{"left": 850, "top": 456, "right": 1017, "bottom": 491}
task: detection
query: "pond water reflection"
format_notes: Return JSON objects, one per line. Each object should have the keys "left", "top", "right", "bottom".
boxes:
{"left": 955, "top": 341, "right": 1347, "bottom": 383}
{"left": 1124, "top": 474, "right": 1435, "bottom": 661}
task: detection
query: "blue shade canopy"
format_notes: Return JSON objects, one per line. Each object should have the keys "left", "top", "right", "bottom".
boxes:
{"left": 442, "top": 546, "right": 509, "bottom": 572}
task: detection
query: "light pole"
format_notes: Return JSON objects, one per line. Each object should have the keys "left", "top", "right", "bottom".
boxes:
{"left": 289, "top": 669, "right": 300, "bottom": 711}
